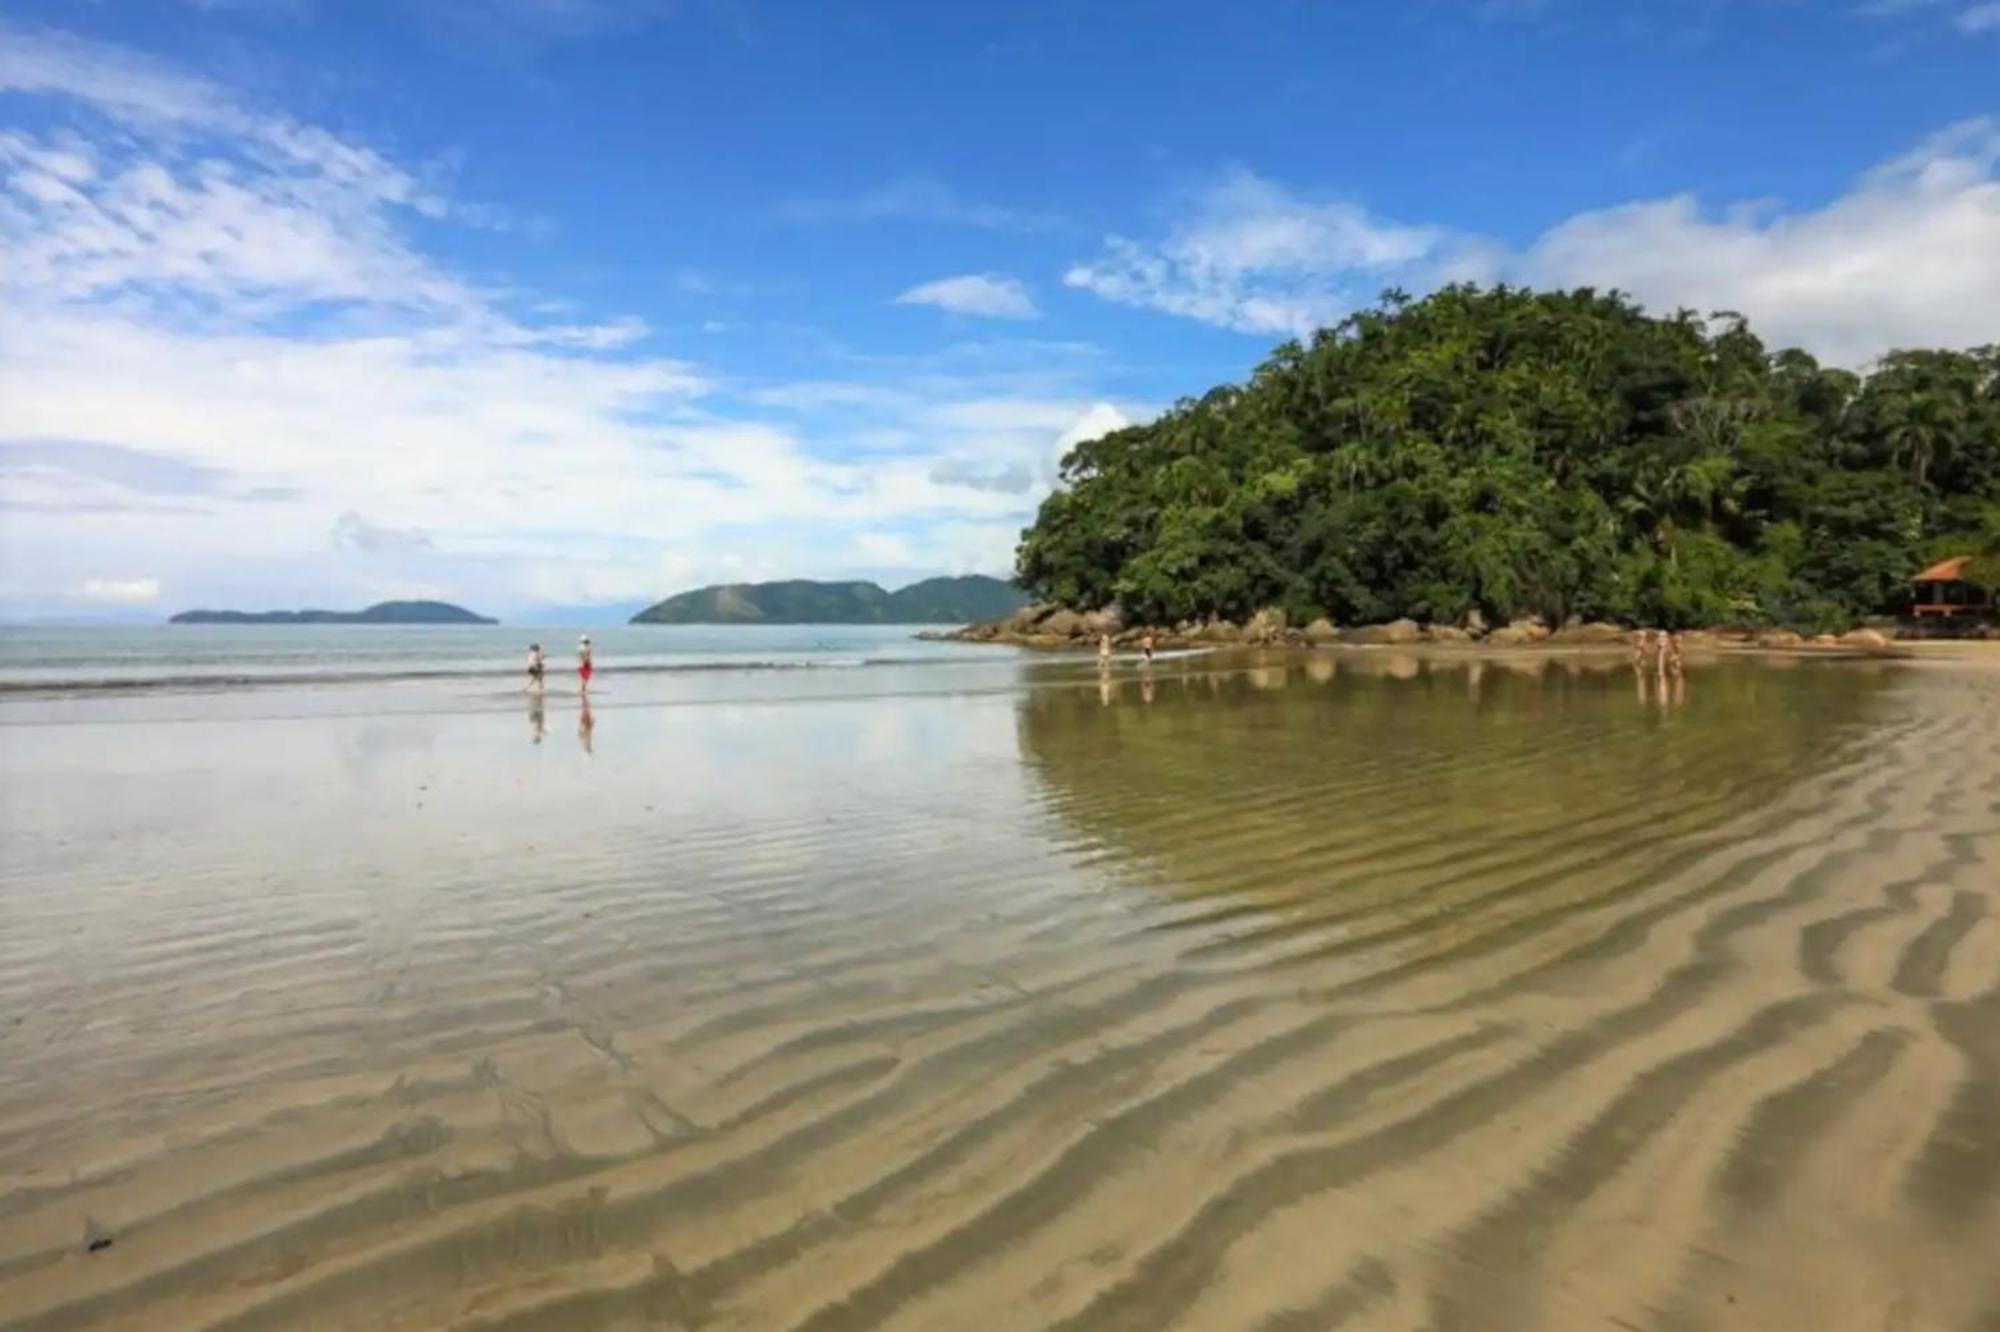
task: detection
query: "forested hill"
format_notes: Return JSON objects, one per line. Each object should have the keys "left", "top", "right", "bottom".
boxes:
{"left": 632, "top": 575, "right": 1027, "bottom": 624}
{"left": 171, "top": 600, "right": 496, "bottom": 625}
{"left": 1017, "top": 286, "right": 1999, "bottom": 633}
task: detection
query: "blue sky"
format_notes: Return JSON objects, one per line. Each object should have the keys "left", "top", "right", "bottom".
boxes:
{"left": 1, "top": 0, "right": 1996, "bottom": 619}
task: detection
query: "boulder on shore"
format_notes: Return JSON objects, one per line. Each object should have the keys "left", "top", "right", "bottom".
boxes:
{"left": 1039, "top": 609, "right": 1085, "bottom": 639}
{"left": 1243, "top": 607, "right": 1288, "bottom": 643}
{"left": 1080, "top": 606, "right": 1125, "bottom": 637}
{"left": 1342, "top": 618, "right": 1423, "bottom": 646}
{"left": 1427, "top": 624, "right": 1472, "bottom": 644}
{"left": 1485, "top": 617, "right": 1552, "bottom": 647}
{"left": 1463, "top": 608, "right": 1489, "bottom": 637}
{"left": 1839, "top": 628, "right": 1893, "bottom": 651}
{"left": 1548, "top": 621, "right": 1627, "bottom": 645}
{"left": 1754, "top": 629, "right": 1805, "bottom": 649}
{"left": 1202, "top": 618, "right": 1243, "bottom": 643}
{"left": 1303, "top": 617, "right": 1339, "bottom": 644}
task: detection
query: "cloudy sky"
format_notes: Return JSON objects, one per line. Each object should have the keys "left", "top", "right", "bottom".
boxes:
{"left": 1, "top": 1, "right": 1995, "bottom": 620}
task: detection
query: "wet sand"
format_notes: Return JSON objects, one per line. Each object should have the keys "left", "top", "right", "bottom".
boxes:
{"left": 2, "top": 654, "right": 1996, "bottom": 1330}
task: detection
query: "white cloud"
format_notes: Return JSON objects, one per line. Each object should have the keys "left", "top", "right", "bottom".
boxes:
{"left": 1069, "top": 123, "right": 2000, "bottom": 365}
{"left": 1065, "top": 167, "right": 1488, "bottom": 336}
{"left": 1522, "top": 118, "right": 2000, "bottom": 364}
{"left": 78, "top": 577, "right": 161, "bottom": 604}
{"left": 852, "top": 532, "right": 916, "bottom": 566}
{"left": 0, "top": 26, "right": 1119, "bottom": 616}
{"left": 893, "top": 273, "right": 1039, "bottom": 319}
{"left": 1957, "top": 2, "right": 2000, "bottom": 29}
{"left": 332, "top": 511, "right": 434, "bottom": 553}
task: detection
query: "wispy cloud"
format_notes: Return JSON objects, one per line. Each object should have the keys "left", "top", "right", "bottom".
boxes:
{"left": 0, "top": 24, "right": 1129, "bottom": 614}
{"left": 778, "top": 177, "right": 1059, "bottom": 232}
{"left": 894, "top": 273, "right": 1039, "bottom": 319}
{"left": 1854, "top": 0, "right": 2000, "bottom": 34}
{"left": 332, "top": 511, "right": 435, "bottom": 553}
{"left": 1065, "top": 167, "right": 1494, "bottom": 336}
{"left": 1852, "top": 0, "right": 1951, "bottom": 15}
{"left": 1068, "top": 122, "right": 2000, "bottom": 365}
{"left": 77, "top": 577, "right": 162, "bottom": 605}
{"left": 1521, "top": 118, "right": 2000, "bottom": 364}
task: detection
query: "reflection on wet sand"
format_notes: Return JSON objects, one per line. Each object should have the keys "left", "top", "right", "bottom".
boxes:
{"left": 1, "top": 656, "right": 1995, "bottom": 1331}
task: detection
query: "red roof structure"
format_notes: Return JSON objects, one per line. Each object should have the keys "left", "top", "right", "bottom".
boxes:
{"left": 1912, "top": 556, "right": 1972, "bottom": 584}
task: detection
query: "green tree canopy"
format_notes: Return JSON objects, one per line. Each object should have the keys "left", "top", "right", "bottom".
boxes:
{"left": 1017, "top": 286, "right": 1999, "bottom": 631}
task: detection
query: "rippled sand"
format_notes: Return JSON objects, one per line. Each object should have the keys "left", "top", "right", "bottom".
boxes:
{"left": 2, "top": 654, "right": 1996, "bottom": 1331}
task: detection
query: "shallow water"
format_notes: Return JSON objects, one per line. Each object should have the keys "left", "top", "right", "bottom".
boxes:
{"left": 1, "top": 652, "right": 1996, "bottom": 1330}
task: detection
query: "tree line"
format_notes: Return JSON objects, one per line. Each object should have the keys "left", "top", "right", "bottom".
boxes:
{"left": 1017, "top": 286, "right": 1999, "bottom": 632}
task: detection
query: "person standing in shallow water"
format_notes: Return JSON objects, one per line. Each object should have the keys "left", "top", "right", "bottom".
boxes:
{"left": 1141, "top": 632, "right": 1156, "bottom": 665}
{"left": 527, "top": 642, "right": 545, "bottom": 692}
{"left": 577, "top": 634, "right": 594, "bottom": 695}
{"left": 1098, "top": 633, "right": 1113, "bottom": 670}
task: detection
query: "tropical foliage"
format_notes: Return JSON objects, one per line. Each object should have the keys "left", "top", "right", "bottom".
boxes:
{"left": 1017, "top": 287, "right": 1999, "bottom": 631}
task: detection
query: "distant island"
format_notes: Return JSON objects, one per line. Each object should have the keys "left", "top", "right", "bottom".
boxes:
{"left": 170, "top": 600, "right": 496, "bottom": 625}
{"left": 632, "top": 575, "right": 1028, "bottom": 625}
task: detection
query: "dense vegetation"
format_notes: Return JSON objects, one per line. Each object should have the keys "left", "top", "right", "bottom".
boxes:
{"left": 1018, "top": 287, "right": 1999, "bottom": 632}
{"left": 170, "top": 600, "right": 495, "bottom": 624}
{"left": 632, "top": 575, "right": 1026, "bottom": 625}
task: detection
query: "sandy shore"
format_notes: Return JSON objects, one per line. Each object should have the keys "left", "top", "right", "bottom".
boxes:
{"left": 2, "top": 656, "right": 1996, "bottom": 1330}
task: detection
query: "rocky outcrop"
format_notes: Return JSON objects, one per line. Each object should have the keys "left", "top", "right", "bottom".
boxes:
{"left": 1080, "top": 606, "right": 1125, "bottom": 637}
{"left": 1484, "top": 616, "right": 1552, "bottom": 647}
{"left": 1242, "top": 607, "right": 1289, "bottom": 644}
{"left": 1039, "top": 608, "right": 1085, "bottom": 639}
{"left": 1548, "top": 621, "right": 1627, "bottom": 645}
{"left": 934, "top": 604, "right": 1911, "bottom": 657}
{"left": 1341, "top": 618, "right": 1423, "bottom": 646}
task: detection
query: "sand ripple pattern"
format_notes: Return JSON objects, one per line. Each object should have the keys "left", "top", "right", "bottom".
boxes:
{"left": 1, "top": 658, "right": 1996, "bottom": 1330}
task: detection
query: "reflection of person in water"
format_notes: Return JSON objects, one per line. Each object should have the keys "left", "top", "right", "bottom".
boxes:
{"left": 528, "top": 689, "right": 546, "bottom": 744}
{"left": 578, "top": 696, "right": 595, "bottom": 754}
{"left": 1140, "top": 675, "right": 1156, "bottom": 705}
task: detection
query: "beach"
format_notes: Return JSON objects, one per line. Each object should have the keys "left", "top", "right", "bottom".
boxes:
{"left": 2, "top": 637, "right": 1997, "bottom": 1331}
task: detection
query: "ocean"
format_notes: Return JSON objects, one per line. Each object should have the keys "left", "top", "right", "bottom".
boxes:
{"left": 3, "top": 637, "right": 1997, "bottom": 1330}
{"left": 0, "top": 623, "right": 997, "bottom": 692}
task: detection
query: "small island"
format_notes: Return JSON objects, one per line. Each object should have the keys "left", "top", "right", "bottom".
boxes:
{"left": 1003, "top": 285, "right": 1998, "bottom": 640}
{"left": 632, "top": 575, "right": 1026, "bottom": 625}
{"left": 170, "top": 600, "right": 497, "bottom": 625}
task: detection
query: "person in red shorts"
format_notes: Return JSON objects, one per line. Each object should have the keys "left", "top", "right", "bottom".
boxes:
{"left": 577, "top": 634, "right": 594, "bottom": 694}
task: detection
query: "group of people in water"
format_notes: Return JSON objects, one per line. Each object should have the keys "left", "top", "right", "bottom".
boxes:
{"left": 526, "top": 635, "right": 595, "bottom": 751}
{"left": 526, "top": 635, "right": 593, "bottom": 694}
{"left": 1632, "top": 628, "right": 1688, "bottom": 707}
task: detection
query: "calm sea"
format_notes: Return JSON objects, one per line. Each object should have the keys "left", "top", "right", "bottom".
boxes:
{"left": 0, "top": 622, "right": 995, "bottom": 692}
{"left": 4, "top": 640, "right": 1995, "bottom": 1330}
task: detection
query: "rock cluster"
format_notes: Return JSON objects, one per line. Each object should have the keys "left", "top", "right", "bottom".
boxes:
{"left": 933, "top": 605, "right": 1908, "bottom": 656}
